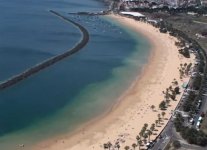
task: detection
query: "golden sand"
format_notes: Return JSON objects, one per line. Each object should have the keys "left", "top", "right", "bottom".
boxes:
{"left": 33, "top": 14, "right": 195, "bottom": 150}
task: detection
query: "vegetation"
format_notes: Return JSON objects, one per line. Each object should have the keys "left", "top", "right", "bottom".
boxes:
{"left": 138, "top": 140, "right": 142, "bottom": 150}
{"left": 143, "top": 133, "right": 148, "bottom": 143}
{"left": 174, "top": 113, "right": 184, "bottom": 132}
{"left": 147, "top": 130, "right": 152, "bottom": 141}
{"left": 155, "top": 120, "right": 159, "bottom": 127}
{"left": 174, "top": 86, "right": 180, "bottom": 94}
{"left": 143, "top": 123, "right": 148, "bottom": 132}
{"left": 161, "top": 111, "right": 166, "bottom": 119}
{"left": 150, "top": 105, "right": 155, "bottom": 111}
{"left": 116, "top": 144, "right": 120, "bottom": 150}
{"left": 136, "top": 5, "right": 207, "bottom": 149}
{"left": 103, "top": 142, "right": 112, "bottom": 150}
{"left": 124, "top": 146, "right": 130, "bottom": 150}
{"left": 192, "top": 75, "right": 202, "bottom": 90}
{"left": 172, "top": 140, "right": 181, "bottom": 149}
{"left": 174, "top": 113, "right": 207, "bottom": 146}
{"left": 159, "top": 28, "right": 167, "bottom": 33}
{"left": 175, "top": 41, "right": 185, "bottom": 47}
{"left": 186, "top": 63, "right": 192, "bottom": 74}
{"left": 130, "top": 6, "right": 207, "bottom": 15}
{"left": 172, "top": 79, "right": 179, "bottom": 86}
{"left": 132, "top": 143, "right": 137, "bottom": 150}
{"left": 136, "top": 135, "right": 140, "bottom": 143}
{"left": 201, "top": 112, "right": 207, "bottom": 134}
{"left": 182, "top": 91, "right": 197, "bottom": 112}
{"left": 179, "top": 48, "right": 190, "bottom": 58}
{"left": 103, "top": 8, "right": 207, "bottom": 148}
{"left": 150, "top": 123, "right": 155, "bottom": 132}
{"left": 178, "top": 62, "right": 193, "bottom": 79}
{"left": 181, "top": 128, "right": 207, "bottom": 146}
{"left": 159, "top": 101, "right": 166, "bottom": 110}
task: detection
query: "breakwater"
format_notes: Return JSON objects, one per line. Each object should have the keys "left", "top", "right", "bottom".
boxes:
{"left": 0, "top": 10, "right": 89, "bottom": 90}
{"left": 68, "top": 10, "right": 109, "bottom": 16}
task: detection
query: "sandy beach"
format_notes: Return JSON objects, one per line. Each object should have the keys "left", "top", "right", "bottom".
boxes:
{"left": 33, "top": 14, "right": 195, "bottom": 150}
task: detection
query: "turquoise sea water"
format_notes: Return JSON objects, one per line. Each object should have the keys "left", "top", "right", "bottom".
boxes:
{"left": 0, "top": 0, "right": 151, "bottom": 149}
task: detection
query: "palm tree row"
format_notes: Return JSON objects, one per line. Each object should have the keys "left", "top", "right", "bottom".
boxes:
{"left": 103, "top": 77, "right": 182, "bottom": 149}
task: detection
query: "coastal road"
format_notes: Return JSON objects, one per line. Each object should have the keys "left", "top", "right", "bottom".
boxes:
{"left": 150, "top": 79, "right": 190, "bottom": 150}
{"left": 199, "top": 77, "right": 207, "bottom": 113}
{"left": 151, "top": 120, "right": 207, "bottom": 150}
{"left": 151, "top": 79, "right": 193, "bottom": 150}
{"left": 151, "top": 119, "right": 173, "bottom": 150}
{"left": 0, "top": 10, "right": 89, "bottom": 90}
{"left": 193, "top": 20, "right": 207, "bottom": 25}
{"left": 192, "top": 75, "right": 207, "bottom": 129}
{"left": 152, "top": 85, "right": 207, "bottom": 150}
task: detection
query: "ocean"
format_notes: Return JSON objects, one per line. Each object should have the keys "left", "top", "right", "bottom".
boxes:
{"left": 0, "top": 0, "right": 151, "bottom": 149}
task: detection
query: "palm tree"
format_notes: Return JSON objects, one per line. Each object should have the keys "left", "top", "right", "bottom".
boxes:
{"left": 144, "top": 123, "right": 148, "bottom": 129}
{"left": 139, "top": 128, "right": 145, "bottom": 138}
{"left": 158, "top": 114, "right": 161, "bottom": 122}
{"left": 139, "top": 131, "right": 143, "bottom": 138}
{"left": 172, "top": 79, "right": 178, "bottom": 86}
{"left": 169, "top": 86, "right": 172, "bottom": 91}
{"left": 147, "top": 130, "right": 152, "bottom": 141}
{"left": 103, "top": 143, "right": 108, "bottom": 149}
{"left": 166, "top": 99, "right": 170, "bottom": 106}
{"left": 116, "top": 144, "right": 120, "bottom": 150}
{"left": 136, "top": 135, "right": 140, "bottom": 144}
{"left": 138, "top": 140, "right": 142, "bottom": 150}
{"left": 124, "top": 145, "right": 130, "bottom": 150}
{"left": 158, "top": 117, "right": 162, "bottom": 124}
{"left": 150, "top": 105, "right": 155, "bottom": 111}
{"left": 132, "top": 143, "right": 137, "bottom": 150}
{"left": 184, "top": 63, "right": 187, "bottom": 67}
{"left": 143, "top": 133, "right": 148, "bottom": 143}
{"left": 108, "top": 142, "right": 112, "bottom": 150}
{"left": 161, "top": 111, "right": 166, "bottom": 119}
{"left": 155, "top": 120, "right": 159, "bottom": 127}
{"left": 165, "top": 92, "right": 170, "bottom": 100}
{"left": 150, "top": 124, "right": 155, "bottom": 132}
{"left": 158, "top": 114, "right": 161, "bottom": 119}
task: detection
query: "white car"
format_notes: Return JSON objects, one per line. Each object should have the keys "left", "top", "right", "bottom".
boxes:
{"left": 196, "top": 121, "right": 201, "bottom": 130}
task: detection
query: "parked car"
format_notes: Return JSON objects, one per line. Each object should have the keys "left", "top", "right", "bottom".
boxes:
{"left": 146, "top": 141, "right": 155, "bottom": 148}
{"left": 201, "top": 112, "right": 205, "bottom": 117}
{"left": 196, "top": 102, "right": 202, "bottom": 110}
{"left": 196, "top": 121, "right": 201, "bottom": 130}
{"left": 198, "top": 116, "right": 203, "bottom": 122}
{"left": 189, "top": 118, "right": 195, "bottom": 125}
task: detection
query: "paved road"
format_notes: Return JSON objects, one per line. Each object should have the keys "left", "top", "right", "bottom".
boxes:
{"left": 193, "top": 77, "right": 207, "bottom": 128}
{"left": 152, "top": 121, "right": 207, "bottom": 150}
{"left": 151, "top": 77, "right": 207, "bottom": 150}
{"left": 200, "top": 78, "right": 207, "bottom": 113}
{"left": 193, "top": 20, "right": 207, "bottom": 25}
{"left": 151, "top": 120, "right": 174, "bottom": 150}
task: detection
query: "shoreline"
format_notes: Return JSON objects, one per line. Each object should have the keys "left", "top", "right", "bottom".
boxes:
{"left": 33, "top": 14, "right": 195, "bottom": 150}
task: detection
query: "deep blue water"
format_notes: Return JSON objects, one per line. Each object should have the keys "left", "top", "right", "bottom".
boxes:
{"left": 0, "top": 0, "right": 104, "bottom": 81}
{"left": 0, "top": 0, "right": 151, "bottom": 149}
